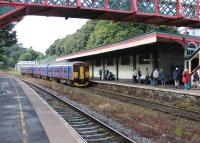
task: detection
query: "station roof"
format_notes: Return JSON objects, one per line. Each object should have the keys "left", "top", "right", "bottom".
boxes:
{"left": 56, "top": 32, "right": 200, "bottom": 61}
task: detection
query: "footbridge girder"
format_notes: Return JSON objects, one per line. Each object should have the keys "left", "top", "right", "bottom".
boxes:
{"left": 0, "top": 0, "right": 200, "bottom": 27}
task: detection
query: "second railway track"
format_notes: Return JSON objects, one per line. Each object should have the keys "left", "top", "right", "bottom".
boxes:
{"left": 88, "top": 87, "right": 200, "bottom": 122}
{"left": 23, "top": 80, "right": 135, "bottom": 143}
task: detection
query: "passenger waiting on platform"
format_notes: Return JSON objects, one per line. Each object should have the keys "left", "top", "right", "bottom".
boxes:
{"left": 182, "top": 68, "right": 190, "bottom": 90}
{"left": 153, "top": 68, "right": 159, "bottom": 86}
{"left": 173, "top": 67, "right": 181, "bottom": 88}
{"left": 99, "top": 69, "right": 102, "bottom": 80}
{"left": 150, "top": 71, "right": 154, "bottom": 85}
{"left": 145, "top": 68, "right": 150, "bottom": 84}
{"left": 132, "top": 68, "right": 137, "bottom": 83}
{"left": 104, "top": 69, "right": 109, "bottom": 80}
{"left": 159, "top": 68, "right": 165, "bottom": 86}
{"left": 137, "top": 68, "right": 142, "bottom": 83}
{"left": 193, "top": 71, "right": 199, "bottom": 89}
{"left": 107, "top": 71, "right": 114, "bottom": 80}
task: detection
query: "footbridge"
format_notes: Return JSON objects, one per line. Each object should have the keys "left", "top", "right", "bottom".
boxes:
{"left": 1, "top": 0, "right": 200, "bottom": 27}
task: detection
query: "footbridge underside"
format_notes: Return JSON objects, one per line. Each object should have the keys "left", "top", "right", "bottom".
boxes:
{"left": 0, "top": 0, "right": 200, "bottom": 27}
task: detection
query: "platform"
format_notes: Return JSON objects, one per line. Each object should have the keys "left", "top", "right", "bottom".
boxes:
{"left": 0, "top": 76, "right": 85, "bottom": 143}
{"left": 91, "top": 79, "right": 200, "bottom": 97}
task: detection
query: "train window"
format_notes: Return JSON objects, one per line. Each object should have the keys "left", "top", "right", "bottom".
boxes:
{"left": 64, "top": 69, "right": 67, "bottom": 73}
{"left": 73, "top": 65, "right": 79, "bottom": 72}
{"left": 121, "top": 56, "right": 130, "bottom": 65}
{"left": 85, "top": 65, "right": 89, "bottom": 71}
{"left": 55, "top": 69, "right": 59, "bottom": 72}
{"left": 95, "top": 59, "right": 101, "bottom": 67}
{"left": 107, "top": 58, "right": 113, "bottom": 66}
{"left": 139, "top": 54, "right": 150, "bottom": 64}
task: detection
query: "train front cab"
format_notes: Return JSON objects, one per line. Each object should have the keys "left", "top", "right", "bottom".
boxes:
{"left": 72, "top": 63, "right": 90, "bottom": 86}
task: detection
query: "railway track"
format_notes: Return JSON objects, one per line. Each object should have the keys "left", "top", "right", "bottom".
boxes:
{"left": 24, "top": 80, "right": 135, "bottom": 143}
{"left": 88, "top": 87, "right": 200, "bottom": 122}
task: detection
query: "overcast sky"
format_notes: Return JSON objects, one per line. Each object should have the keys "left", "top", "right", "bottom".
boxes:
{"left": 14, "top": 16, "right": 88, "bottom": 54}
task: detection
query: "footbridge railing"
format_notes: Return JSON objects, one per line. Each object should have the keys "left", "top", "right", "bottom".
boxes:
{"left": 1, "top": 0, "right": 200, "bottom": 27}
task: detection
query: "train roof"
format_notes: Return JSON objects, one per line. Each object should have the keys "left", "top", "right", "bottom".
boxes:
{"left": 20, "top": 61, "right": 87, "bottom": 68}
{"left": 48, "top": 61, "right": 87, "bottom": 67}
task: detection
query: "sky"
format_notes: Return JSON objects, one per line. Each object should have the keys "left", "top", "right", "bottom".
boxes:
{"left": 14, "top": 16, "right": 88, "bottom": 54}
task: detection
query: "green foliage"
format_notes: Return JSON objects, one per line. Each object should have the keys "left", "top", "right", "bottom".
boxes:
{"left": 0, "top": 23, "right": 17, "bottom": 47}
{"left": 1, "top": 45, "right": 45, "bottom": 68}
{"left": 18, "top": 47, "right": 44, "bottom": 61}
{"left": 46, "top": 20, "right": 178, "bottom": 56}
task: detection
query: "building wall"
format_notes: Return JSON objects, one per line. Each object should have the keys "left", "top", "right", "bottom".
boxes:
{"left": 118, "top": 56, "right": 133, "bottom": 79}
{"left": 105, "top": 58, "right": 116, "bottom": 77}
{"left": 158, "top": 49, "right": 184, "bottom": 80}
{"left": 135, "top": 54, "right": 153, "bottom": 76}
{"left": 91, "top": 53, "right": 153, "bottom": 81}
{"left": 89, "top": 49, "right": 183, "bottom": 81}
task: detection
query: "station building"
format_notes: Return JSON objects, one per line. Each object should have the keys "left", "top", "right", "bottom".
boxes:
{"left": 56, "top": 32, "right": 200, "bottom": 82}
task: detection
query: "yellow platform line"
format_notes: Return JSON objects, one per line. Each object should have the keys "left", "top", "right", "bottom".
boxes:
{"left": 13, "top": 80, "right": 28, "bottom": 143}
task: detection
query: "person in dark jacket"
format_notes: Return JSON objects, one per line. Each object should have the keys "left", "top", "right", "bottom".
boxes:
{"left": 145, "top": 68, "right": 150, "bottom": 84}
{"left": 137, "top": 68, "right": 142, "bottom": 84}
{"left": 193, "top": 71, "right": 199, "bottom": 89}
{"left": 159, "top": 68, "right": 165, "bottom": 86}
{"left": 173, "top": 67, "right": 181, "bottom": 88}
{"left": 99, "top": 69, "right": 102, "bottom": 80}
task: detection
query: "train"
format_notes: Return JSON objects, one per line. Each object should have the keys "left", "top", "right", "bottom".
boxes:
{"left": 20, "top": 61, "right": 90, "bottom": 86}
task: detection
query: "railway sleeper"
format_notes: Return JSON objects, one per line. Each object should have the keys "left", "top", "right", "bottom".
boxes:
{"left": 86, "top": 136, "right": 117, "bottom": 143}
{"left": 74, "top": 125, "right": 99, "bottom": 131}
{"left": 78, "top": 129, "right": 106, "bottom": 135}
{"left": 70, "top": 122, "right": 94, "bottom": 127}
{"left": 80, "top": 132, "right": 110, "bottom": 139}
{"left": 66, "top": 117, "right": 88, "bottom": 122}
{"left": 67, "top": 120, "right": 91, "bottom": 125}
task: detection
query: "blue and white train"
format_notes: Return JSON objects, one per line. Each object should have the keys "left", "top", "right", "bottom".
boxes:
{"left": 20, "top": 61, "right": 90, "bottom": 86}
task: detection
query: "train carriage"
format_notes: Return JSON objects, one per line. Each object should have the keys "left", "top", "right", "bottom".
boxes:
{"left": 20, "top": 61, "right": 90, "bottom": 87}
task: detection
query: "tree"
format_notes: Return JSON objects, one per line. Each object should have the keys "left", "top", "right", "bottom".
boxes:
{"left": 19, "top": 48, "right": 44, "bottom": 61}
{"left": 46, "top": 20, "right": 178, "bottom": 56}
{"left": 0, "top": 23, "right": 17, "bottom": 47}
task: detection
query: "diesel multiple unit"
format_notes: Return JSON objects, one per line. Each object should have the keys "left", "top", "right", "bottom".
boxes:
{"left": 20, "top": 61, "right": 90, "bottom": 86}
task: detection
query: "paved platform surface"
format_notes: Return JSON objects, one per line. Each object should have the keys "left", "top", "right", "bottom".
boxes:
{"left": 0, "top": 76, "right": 85, "bottom": 143}
{"left": 92, "top": 80, "right": 200, "bottom": 96}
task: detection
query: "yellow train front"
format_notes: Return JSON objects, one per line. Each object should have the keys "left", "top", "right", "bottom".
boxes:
{"left": 72, "top": 62, "right": 90, "bottom": 86}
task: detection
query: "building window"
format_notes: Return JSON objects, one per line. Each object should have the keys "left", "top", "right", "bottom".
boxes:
{"left": 139, "top": 54, "right": 150, "bottom": 64}
{"left": 95, "top": 59, "right": 101, "bottom": 67}
{"left": 121, "top": 56, "right": 130, "bottom": 65}
{"left": 107, "top": 58, "right": 113, "bottom": 66}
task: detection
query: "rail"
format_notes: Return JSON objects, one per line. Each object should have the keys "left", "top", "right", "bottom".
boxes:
{"left": 23, "top": 79, "right": 136, "bottom": 143}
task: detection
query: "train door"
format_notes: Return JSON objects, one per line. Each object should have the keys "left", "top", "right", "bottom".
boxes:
{"left": 80, "top": 65, "right": 84, "bottom": 80}
{"left": 61, "top": 66, "right": 64, "bottom": 79}
{"left": 52, "top": 67, "right": 54, "bottom": 78}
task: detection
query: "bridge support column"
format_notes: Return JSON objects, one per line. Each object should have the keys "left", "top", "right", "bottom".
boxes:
{"left": 92, "top": 60, "right": 94, "bottom": 78}
{"left": 115, "top": 57, "right": 119, "bottom": 81}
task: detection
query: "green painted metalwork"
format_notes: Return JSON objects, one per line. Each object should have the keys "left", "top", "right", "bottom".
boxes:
{"left": 158, "top": 0, "right": 176, "bottom": 16}
{"left": 137, "top": 0, "right": 155, "bottom": 13}
{"left": 48, "top": 0, "right": 76, "bottom": 6}
{"left": 81, "top": 0, "right": 104, "bottom": 8}
{"left": 0, "top": 6, "right": 16, "bottom": 16}
{"left": 182, "top": 0, "right": 197, "bottom": 18}
{"left": 108, "top": 0, "right": 130, "bottom": 11}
